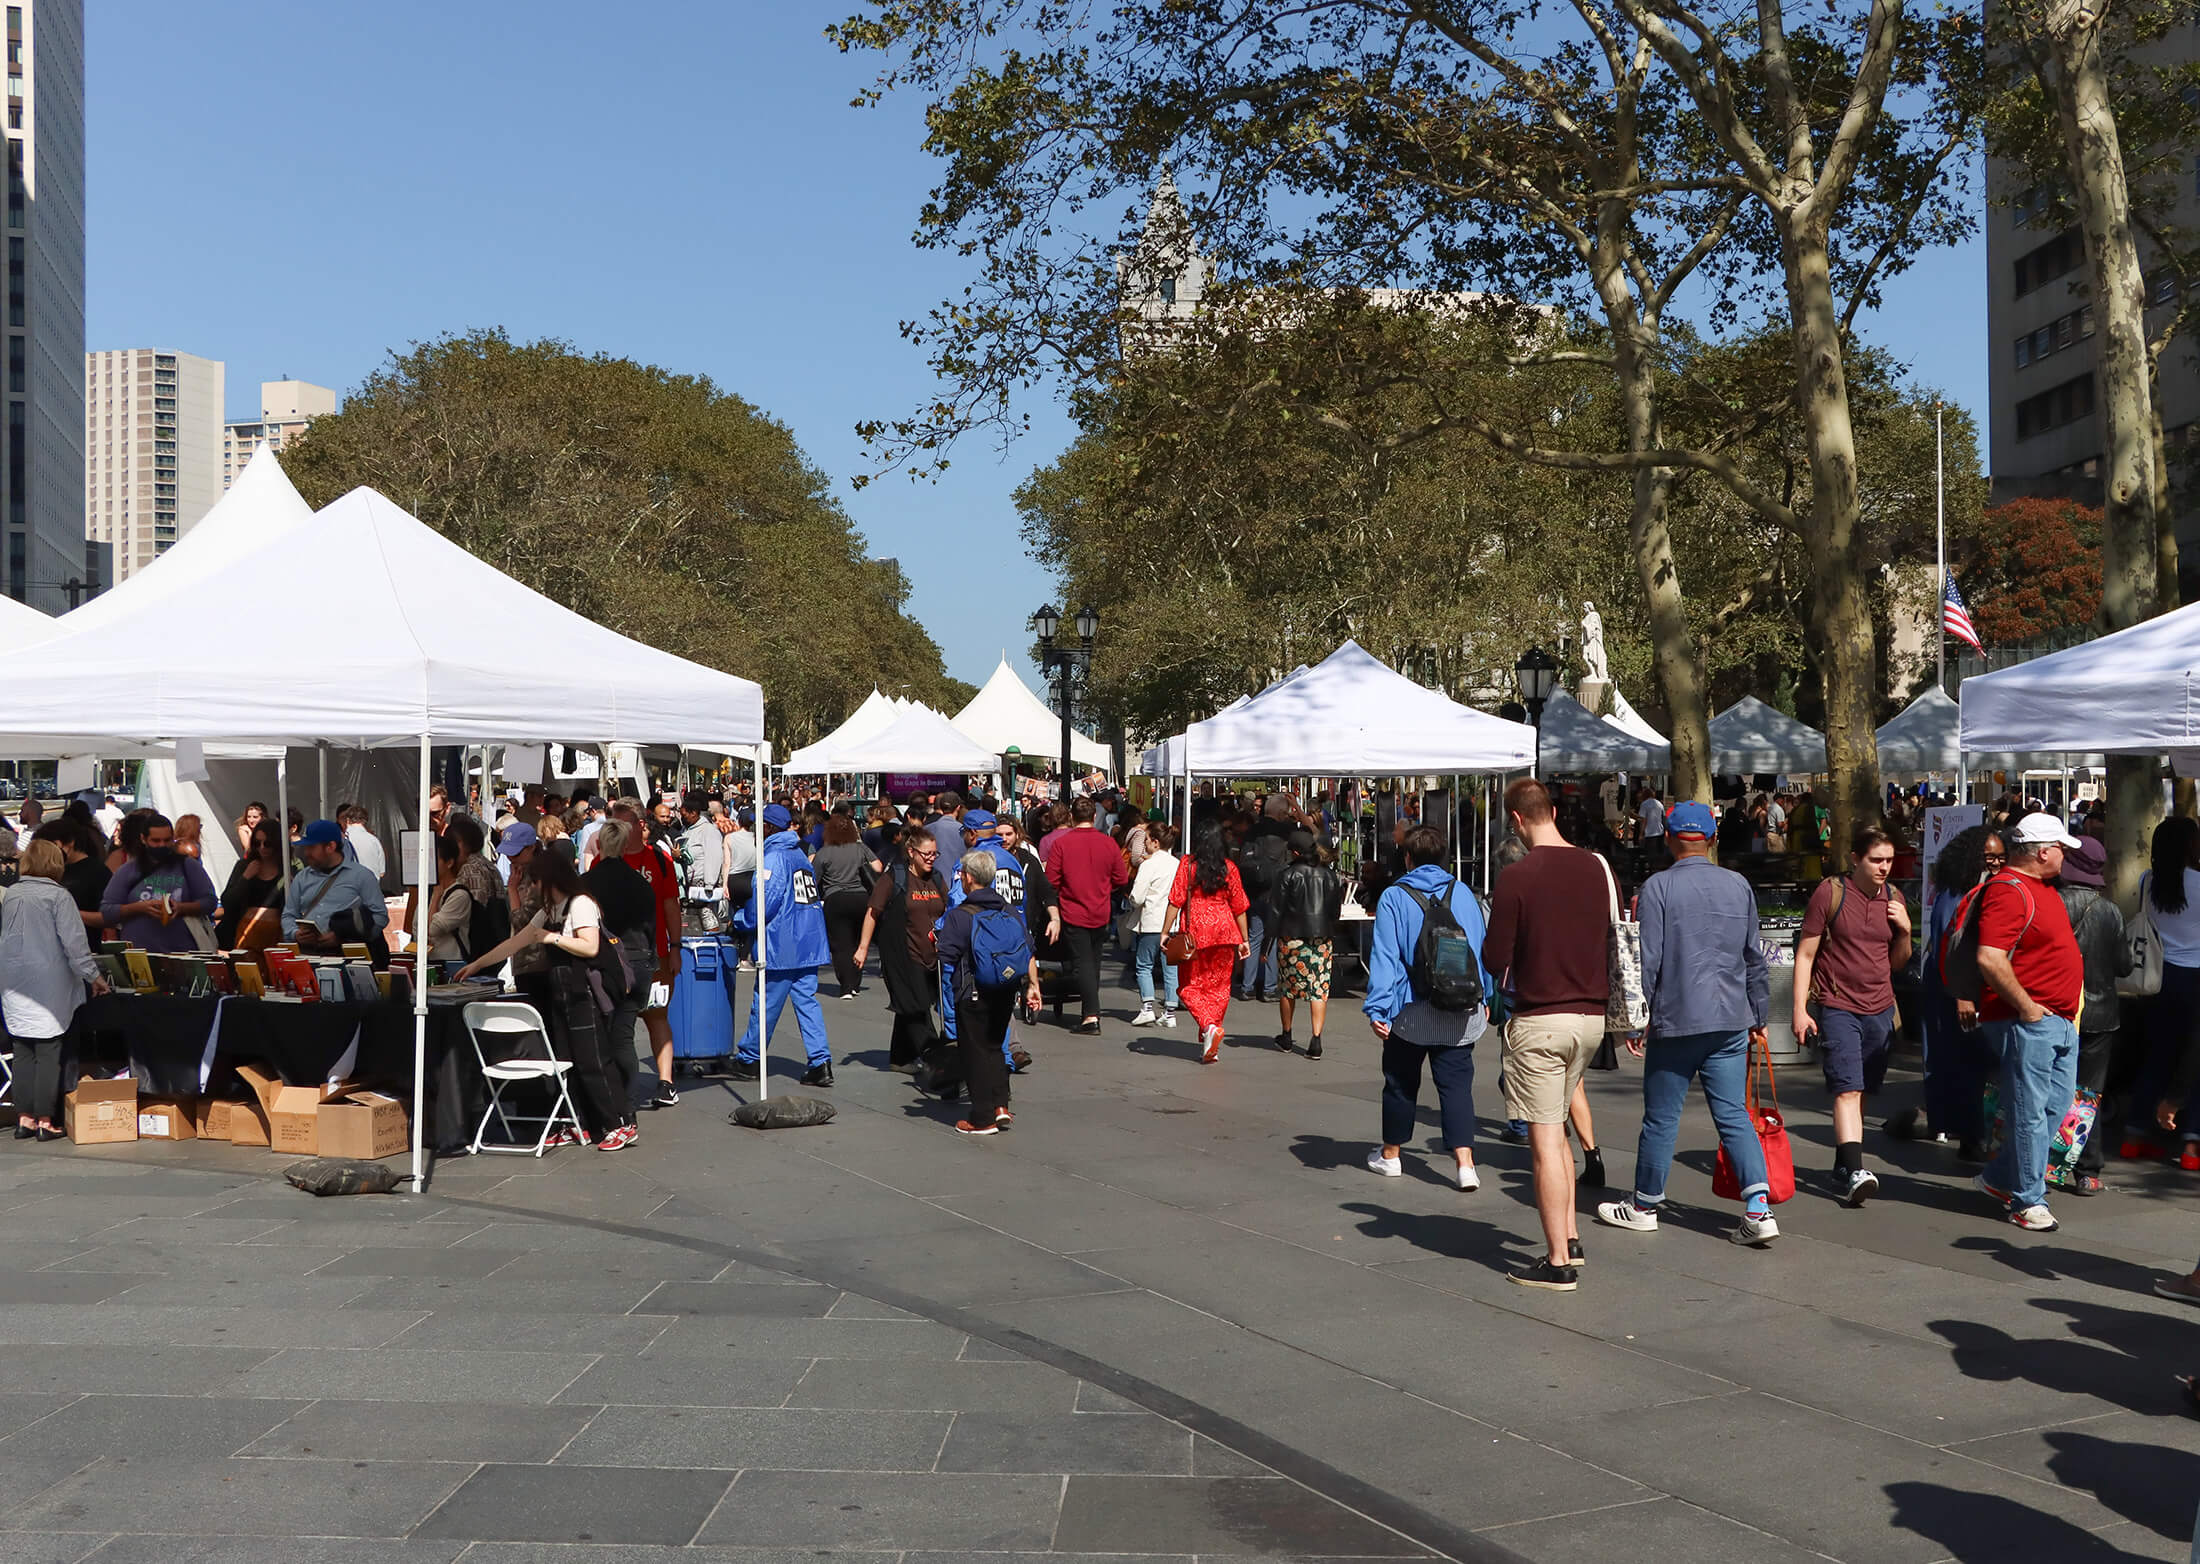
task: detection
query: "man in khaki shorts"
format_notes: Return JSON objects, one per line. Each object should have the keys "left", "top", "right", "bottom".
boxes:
{"left": 1483, "top": 778, "right": 1613, "bottom": 1291}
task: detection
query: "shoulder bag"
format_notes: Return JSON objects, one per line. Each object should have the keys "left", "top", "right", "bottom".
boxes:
{"left": 2119, "top": 871, "right": 2164, "bottom": 998}
{"left": 1598, "top": 853, "right": 1647, "bottom": 1034}
{"left": 1713, "top": 1029, "right": 1796, "bottom": 1204}
{"left": 1162, "top": 860, "right": 1196, "bottom": 966}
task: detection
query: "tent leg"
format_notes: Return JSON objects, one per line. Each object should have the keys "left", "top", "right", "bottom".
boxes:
{"left": 754, "top": 738, "right": 769, "bottom": 1103}
{"left": 1453, "top": 774, "right": 1462, "bottom": 881}
{"left": 410, "top": 731, "right": 431, "bottom": 1193}
{"left": 317, "top": 740, "right": 329, "bottom": 822}
{"left": 277, "top": 755, "right": 291, "bottom": 894}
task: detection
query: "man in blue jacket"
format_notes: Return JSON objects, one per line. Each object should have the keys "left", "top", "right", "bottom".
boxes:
{"left": 935, "top": 848, "right": 1042, "bottom": 1135}
{"left": 731, "top": 803, "right": 834, "bottom": 1088}
{"left": 1363, "top": 826, "right": 1495, "bottom": 1199}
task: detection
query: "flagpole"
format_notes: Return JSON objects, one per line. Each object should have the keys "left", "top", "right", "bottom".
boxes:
{"left": 1935, "top": 401, "right": 1946, "bottom": 695}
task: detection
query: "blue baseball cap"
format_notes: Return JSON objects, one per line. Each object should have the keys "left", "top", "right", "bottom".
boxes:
{"left": 1667, "top": 801, "right": 1717, "bottom": 838}
{"left": 962, "top": 809, "right": 998, "bottom": 834}
{"left": 762, "top": 803, "right": 794, "bottom": 831}
{"left": 496, "top": 822, "right": 538, "bottom": 857}
{"left": 299, "top": 818, "right": 344, "bottom": 847}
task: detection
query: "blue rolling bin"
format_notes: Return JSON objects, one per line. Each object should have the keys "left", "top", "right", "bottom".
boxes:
{"left": 669, "top": 936, "right": 738, "bottom": 1074}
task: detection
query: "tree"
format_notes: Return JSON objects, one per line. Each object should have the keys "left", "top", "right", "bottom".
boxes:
{"left": 1957, "top": 497, "right": 2103, "bottom": 646}
{"left": 283, "top": 330, "right": 969, "bottom": 748}
{"left": 833, "top": 0, "right": 1980, "bottom": 854}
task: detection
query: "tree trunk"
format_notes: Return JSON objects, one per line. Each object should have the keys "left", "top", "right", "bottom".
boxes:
{"left": 2039, "top": 5, "right": 2161, "bottom": 905}
{"left": 1784, "top": 226, "right": 1882, "bottom": 864}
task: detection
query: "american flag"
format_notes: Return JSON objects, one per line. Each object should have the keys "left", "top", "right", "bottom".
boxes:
{"left": 1942, "top": 576, "right": 1984, "bottom": 654}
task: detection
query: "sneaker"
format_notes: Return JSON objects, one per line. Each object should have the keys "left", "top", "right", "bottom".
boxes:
{"left": 2120, "top": 1136, "right": 2166, "bottom": 1161}
{"left": 599, "top": 1124, "right": 637, "bottom": 1151}
{"left": 1008, "top": 1047, "right": 1033, "bottom": 1073}
{"left": 1445, "top": 1160, "right": 1481, "bottom": 1192}
{"left": 1731, "top": 1212, "right": 1781, "bottom": 1246}
{"left": 1973, "top": 1171, "right": 2011, "bottom": 1206}
{"left": 1883, "top": 1107, "right": 1920, "bottom": 1141}
{"left": 1509, "top": 1258, "right": 1579, "bottom": 1292}
{"left": 1580, "top": 1147, "right": 1606, "bottom": 1188}
{"left": 729, "top": 1060, "right": 760, "bottom": 1081}
{"left": 1307, "top": 1035, "right": 1322, "bottom": 1060}
{"left": 1159, "top": 1010, "right": 1178, "bottom": 1029}
{"left": 992, "top": 1109, "right": 1014, "bottom": 1130}
{"left": 1500, "top": 1120, "right": 1530, "bottom": 1145}
{"left": 954, "top": 1119, "right": 999, "bottom": 1137}
{"left": 543, "top": 1127, "right": 584, "bottom": 1149}
{"left": 800, "top": 1063, "right": 835, "bottom": 1089}
{"left": 1201, "top": 1026, "right": 1221, "bottom": 1065}
{"left": 2007, "top": 1202, "right": 2059, "bottom": 1232}
{"left": 1366, "top": 1148, "right": 1402, "bottom": 1177}
{"left": 1130, "top": 1005, "right": 1158, "bottom": 1027}
{"left": 1273, "top": 1031, "right": 1294, "bottom": 1052}
{"left": 1595, "top": 1198, "right": 1659, "bottom": 1233}
{"left": 1567, "top": 1237, "right": 1588, "bottom": 1268}
{"left": 652, "top": 1081, "right": 679, "bottom": 1109}
{"left": 1839, "top": 1168, "right": 1879, "bottom": 1208}
{"left": 840, "top": 988, "right": 861, "bottom": 1001}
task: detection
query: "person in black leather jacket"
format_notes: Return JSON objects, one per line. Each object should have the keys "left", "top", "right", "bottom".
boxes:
{"left": 1271, "top": 830, "right": 1345, "bottom": 1056}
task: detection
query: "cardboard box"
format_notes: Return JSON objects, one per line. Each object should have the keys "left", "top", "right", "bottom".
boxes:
{"left": 233, "top": 1062, "right": 337, "bottom": 1153}
{"left": 195, "top": 1097, "right": 248, "bottom": 1140}
{"left": 316, "top": 1091, "right": 408, "bottom": 1160}
{"left": 65, "top": 1077, "right": 138, "bottom": 1144}
{"left": 136, "top": 1095, "right": 197, "bottom": 1141}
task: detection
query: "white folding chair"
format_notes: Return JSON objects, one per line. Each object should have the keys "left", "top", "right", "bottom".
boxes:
{"left": 0, "top": 1049, "right": 12, "bottom": 1108}
{"left": 462, "top": 1001, "right": 579, "bottom": 1156}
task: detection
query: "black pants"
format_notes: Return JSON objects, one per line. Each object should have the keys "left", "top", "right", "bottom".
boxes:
{"left": 890, "top": 1009, "right": 936, "bottom": 1067}
{"left": 726, "top": 873, "right": 756, "bottom": 960}
{"left": 549, "top": 967, "right": 631, "bottom": 1137}
{"left": 2077, "top": 1026, "right": 2114, "bottom": 1176}
{"left": 13, "top": 1035, "right": 64, "bottom": 1123}
{"left": 956, "top": 987, "right": 1014, "bottom": 1123}
{"left": 823, "top": 892, "right": 869, "bottom": 994}
{"left": 1062, "top": 923, "right": 1107, "bottom": 1021}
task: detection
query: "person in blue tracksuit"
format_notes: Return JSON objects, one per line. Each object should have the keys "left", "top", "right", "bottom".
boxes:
{"left": 731, "top": 804, "right": 835, "bottom": 1087}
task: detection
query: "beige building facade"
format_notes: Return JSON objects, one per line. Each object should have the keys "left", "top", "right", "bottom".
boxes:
{"left": 84, "top": 348, "right": 224, "bottom": 580}
{"left": 223, "top": 377, "right": 334, "bottom": 488}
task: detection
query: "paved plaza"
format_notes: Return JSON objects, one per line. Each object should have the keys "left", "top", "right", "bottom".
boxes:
{"left": 0, "top": 963, "right": 2196, "bottom": 1563}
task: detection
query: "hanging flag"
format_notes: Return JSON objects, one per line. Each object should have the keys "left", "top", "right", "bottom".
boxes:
{"left": 1942, "top": 576, "right": 1985, "bottom": 654}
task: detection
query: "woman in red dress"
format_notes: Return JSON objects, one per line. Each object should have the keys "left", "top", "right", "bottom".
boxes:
{"left": 1165, "top": 820, "right": 1252, "bottom": 1064}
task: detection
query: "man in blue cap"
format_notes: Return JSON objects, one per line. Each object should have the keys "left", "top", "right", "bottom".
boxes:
{"left": 731, "top": 803, "right": 834, "bottom": 1087}
{"left": 283, "top": 818, "right": 389, "bottom": 954}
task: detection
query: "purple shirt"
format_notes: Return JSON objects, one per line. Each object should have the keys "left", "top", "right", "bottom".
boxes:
{"left": 100, "top": 855, "right": 219, "bottom": 952}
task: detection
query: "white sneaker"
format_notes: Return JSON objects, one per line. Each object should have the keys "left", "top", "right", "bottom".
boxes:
{"left": 1200, "top": 1025, "right": 1221, "bottom": 1064}
{"left": 1130, "top": 1005, "right": 1157, "bottom": 1027}
{"left": 1444, "top": 1160, "right": 1481, "bottom": 1192}
{"left": 1366, "top": 1149, "right": 1402, "bottom": 1177}
{"left": 2008, "top": 1203, "right": 2059, "bottom": 1232}
{"left": 1730, "top": 1212, "right": 1780, "bottom": 1246}
{"left": 1595, "top": 1198, "right": 1659, "bottom": 1233}
{"left": 1159, "top": 1010, "right": 1177, "bottom": 1028}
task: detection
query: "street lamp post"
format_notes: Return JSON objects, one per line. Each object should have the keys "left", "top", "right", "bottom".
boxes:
{"left": 1032, "top": 601, "right": 1099, "bottom": 801}
{"left": 1515, "top": 644, "right": 1559, "bottom": 728}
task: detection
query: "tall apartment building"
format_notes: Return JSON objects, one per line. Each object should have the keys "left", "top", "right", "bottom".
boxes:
{"left": 1, "top": 1, "right": 84, "bottom": 609}
{"left": 222, "top": 377, "right": 334, "bottom": 489}
{"left": 1984, "top": 26, "right": 2200, "bottom": 604}
{"left": 84, "top": 349, "right": 224, "bottom": 580}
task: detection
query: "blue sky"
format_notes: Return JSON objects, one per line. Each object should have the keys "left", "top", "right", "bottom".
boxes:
{"left": 86, "top": 3, "right": 1986, "bottom": 688}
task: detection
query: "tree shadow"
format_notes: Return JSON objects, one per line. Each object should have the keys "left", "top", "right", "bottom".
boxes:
{"left": 1885, "top": 1481, "right": 2171, "bottom": 1562}
{"left": 1335, "top": 1198, "right": 1534, "bottom": 1277}
{"left": 2043, "top": 1428, "right": 2200, "bottom": 1542}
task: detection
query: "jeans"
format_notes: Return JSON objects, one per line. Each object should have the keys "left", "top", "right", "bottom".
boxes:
{"left": 1238, "top": 907, "right": 1277, "bottom": 997}
{"left": 1633, "top": 1029, "right": 1765, "bottom": 1206}
{"left": 1132, "top": 932, "right": 1179, "bottom": 1012}
{"left": 1062, "top": 923, "right": 1107, "bottom": 1021}
{"left": 1981, "top": 1010, "right": 2081, "bottom": 1210}
{"left": 1380, "top": 1036, "right": 1475, "bottom": 1150}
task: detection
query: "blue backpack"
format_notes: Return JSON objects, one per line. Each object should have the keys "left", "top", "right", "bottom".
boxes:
{"left": 967, "top": 903, "right": 1034, "bottom": 993}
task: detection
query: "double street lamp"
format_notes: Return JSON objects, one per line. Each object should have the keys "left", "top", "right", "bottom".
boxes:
{"left": 1033, "top": 602, "right": 1100, "bottom": 800}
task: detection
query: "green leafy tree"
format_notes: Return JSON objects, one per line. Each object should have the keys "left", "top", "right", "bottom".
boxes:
{"left": 283, "top": 330, "right": 969, "bottom": 748}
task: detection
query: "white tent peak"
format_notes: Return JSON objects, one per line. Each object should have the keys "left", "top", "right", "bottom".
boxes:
{"left": 1539, "top": 689, "right": 1670, "bottom": 773}
{"left": 1709, "top": 696, "right": 1827, "bottom": 775}
{"left": 953, "top": 656, "right": 1112, "bottom": 772}
{"left": 0, "top": 591, "right": 52, "bottom": 653}
{"left": 814, "top": 701, "right": 1001, "bottom": 776}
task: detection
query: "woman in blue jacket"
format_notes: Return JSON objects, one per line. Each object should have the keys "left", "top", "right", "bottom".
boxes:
{"left": 1362, "top": 825, "right": 1491, "bottom": 1190}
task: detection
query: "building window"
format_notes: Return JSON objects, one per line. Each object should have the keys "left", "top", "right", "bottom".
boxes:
{"left": 2015, "top": 372, "right": 2097, "bottom": 441}
{"left": 1160, "top": 276, "right": 1177, "bottom": 306}
{"left": 2014, "top": 230, "right": 2083, "bottom": 298}
{"left": 2014, "top": 337, "right": 2031, "bottom": 368}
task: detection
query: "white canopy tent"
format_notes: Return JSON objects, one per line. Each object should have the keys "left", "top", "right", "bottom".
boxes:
{"left": 1538, "top": 690, "right": 1671, "bottom": 774}
{"left": 0, "top": 484, "right": 767, "bottom": 1187}
{"left": 1961, "top": 602, "right": 2200, "bottom": 760}
{"left": 1709, "top": 696, "right": 1828, "bottom": 775}
{"left": 813, "top": 703, "right": 1002, "bottom": 776}
{"left": 952, "top": 656, "right": 1113, "bottom": 773}
{"left": 1877, "top": 685, "right": 2102, "bottom": 776}
{"left": 1604, "top": 686, "right": 1667, "bottom": 748}
{"left": 0, "top": 593, "right": 51, "bottom": 652}
{"left": 781, "top": 688, "right": 902, "bottom": 775}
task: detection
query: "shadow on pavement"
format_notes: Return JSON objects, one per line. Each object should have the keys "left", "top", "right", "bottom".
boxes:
{"left": 1885, "top": 1481, "right": 2170, "bottom": 1562}
{"left": 1336, "top": 1199, "right": 1534, "bottom": 1275}
{"left": 1927, "top": 1296, "right": 2198, "bottom": 1418}
{"left": 1950, "top": 1233, "right": 2173, "bottom": 1295}
{"left": 2043, "top": 1429, "right": 2200, "bottom": 1542}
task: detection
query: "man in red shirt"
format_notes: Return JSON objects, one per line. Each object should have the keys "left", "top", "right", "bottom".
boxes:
{"left": 1045, "top": 797, "right": 1129, "bottom": 1034}
{"left": 1974, "top": 812, "right": 2084, "bottom": 1232}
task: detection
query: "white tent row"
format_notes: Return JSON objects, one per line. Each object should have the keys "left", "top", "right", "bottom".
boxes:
{"left": 1960, "top": 601, "right": 2200, "bottom": 765}
{"left": 781, "top": 688, "right": 901, "bottom": 775}
{"left": 808, "top": 702, "right": 1000, "bottom": 774}
{"left": 1537, "top": 689, "right": 1670, "bottom": 774}
{"left": 0, "top": 480, "right": 768, "bottom": 1189}
{"left": 1709, "top": 696, "right": 1828, "bottom": 775}
{"left": 952, "top": 657, "right": 1113, "bottom": 773}
{"left": 1876, "top": 686, "right": 2101, "bottom": 776}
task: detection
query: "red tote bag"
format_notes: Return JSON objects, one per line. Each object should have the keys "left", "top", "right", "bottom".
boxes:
{"left": 1714, "top": 1031, "right": 1796, "bottom": 1205}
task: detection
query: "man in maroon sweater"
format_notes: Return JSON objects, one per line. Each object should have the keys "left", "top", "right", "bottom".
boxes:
{"left": 1045, "top": 796, "right": 1129, "bottom": 1033}
{"left": 1483, "top": 778, "right": 1613, "bottom": 1292}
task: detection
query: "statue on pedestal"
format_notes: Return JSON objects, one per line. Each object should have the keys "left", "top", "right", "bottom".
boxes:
{"left": 1580, "top": 601, "right": 1611, "bottom": 686}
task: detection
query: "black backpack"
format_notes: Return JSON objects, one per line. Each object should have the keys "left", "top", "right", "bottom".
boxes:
{"left": 463, "top": 879, "right": 511, "bottom": 963}
{"left": 1401, "top": 878, "right": 1484, "bottom": 1012}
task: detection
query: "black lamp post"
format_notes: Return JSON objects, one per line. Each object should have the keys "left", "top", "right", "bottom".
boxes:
{"left": 1033, "top": 601, "right": 1100, "bottom": 800}
{"left": 1515, "top": 644, "right": 1559, "bottom": 729}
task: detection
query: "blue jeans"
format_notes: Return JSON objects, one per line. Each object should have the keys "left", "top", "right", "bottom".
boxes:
{"left": 1239, "top": 907, "right": 1277, "bottom": 996}
{"left": 1133, "top": 932, "right": 1179, "bottom": 1011}
{"left": 738, "top": 969, "right": 830, "bottom": 1067}
{"left": 1633, "top": 1029, "right": 1766, "bottom": 1207}
{"left": 1381, "top": 1036, "right": 1475, "bottom": 1150}
{"left": 1981, "top": 1011, "right": 2080, "bottom": 1210}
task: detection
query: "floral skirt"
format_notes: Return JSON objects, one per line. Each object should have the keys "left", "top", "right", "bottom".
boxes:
{"left": 1280, "top": 937, "right": 1334, "bottom": 1000}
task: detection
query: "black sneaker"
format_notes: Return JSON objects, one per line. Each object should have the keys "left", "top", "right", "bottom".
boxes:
{"left": 1500, "top": 1121, "right": 1530, "bottom": 1145}
{"left": 1580, "top": 1147, "right": 1606, "bottom": 1188}
{"left": 1307, "top": 1036, "right": 1322, "bottom": 1060}
{"left": 800, "top": 1063, "right": 835, "bottom": 1089}
{"left": 1273, "top": 1032, "right": 1294, "bottom": 1052}
{"left": 1568, "top": 1237, "right": 1588, "bottom": 1268}
{"left": 728, "top": 1060, "right": 760, "bottom": 1081}
{"left": 652, "top": 1081, "right": 679, "bottom": 1109}
{"left": 1509, "top": 1258, "right": 1579, "bottom": 1292}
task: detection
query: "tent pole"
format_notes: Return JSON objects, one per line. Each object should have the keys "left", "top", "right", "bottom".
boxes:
{"left": 1483, "top": 775, "right": 1493, "bottom": 894}
{"left": 316, "top": 740, "right": 328, "bottom": 822}
{"left": 1453, "top": 774, "right": 1462, "bottom": 881}
{"left": 277, "top": 755, "right": 291, "bottom": 895}
{"left": 754, "top": 736, "right": 770, "bottom": 1103}
{"left": 410, "top": 731, "right": 431, "bottom": 1194}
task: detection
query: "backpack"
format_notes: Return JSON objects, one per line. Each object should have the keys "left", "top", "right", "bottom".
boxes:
{"left": 464, "top": 880, "right": 510, "bottom": 964}
{"left": 1235, "top": 837, "right": 1283, "bottom": 898}
{"left": 966, "top": 903, "right": 1034, "bottom": 994}
{"left": 1401, "top": 878, "right": 1484, "bottom": 1012}
{"left": 1940, "top": 872, "right": 2035, "bottom": 1004}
